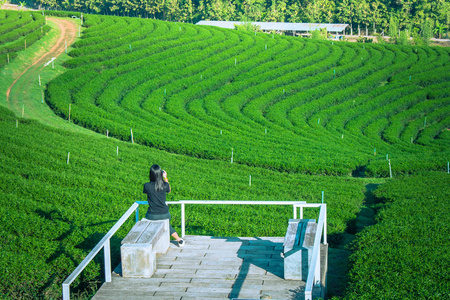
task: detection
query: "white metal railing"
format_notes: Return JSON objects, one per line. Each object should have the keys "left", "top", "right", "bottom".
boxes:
{"left": 62, "top": 202, "right": 139, "bottom": 300}
{"left": 170, "top": 200, "right": 307, "bottom": 237}
{"left": 302, "top": 203, "right": 327, "bottom": 300}
{"left": 62, "top": 200, "right": 327, "bottom": 300}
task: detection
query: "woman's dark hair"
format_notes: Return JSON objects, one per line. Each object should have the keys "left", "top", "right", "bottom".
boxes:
{"left": 149, "top": 164, "right": 164, "bottom": 192}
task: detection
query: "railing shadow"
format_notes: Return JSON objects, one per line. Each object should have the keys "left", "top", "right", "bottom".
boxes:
{"left": 217, "top": 237, "right": 303, "bottom": 300}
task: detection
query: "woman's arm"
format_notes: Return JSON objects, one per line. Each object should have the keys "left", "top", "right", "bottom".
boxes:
{"left": 163, "top": 170, "right": 171, "bottom": 193}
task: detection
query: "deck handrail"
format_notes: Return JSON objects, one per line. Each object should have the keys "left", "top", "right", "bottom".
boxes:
{"left": 62, "top": 200, "right": 326, "bottom": 300}
{"left": 303, "top": 203, "right": 327, "bottom": 300}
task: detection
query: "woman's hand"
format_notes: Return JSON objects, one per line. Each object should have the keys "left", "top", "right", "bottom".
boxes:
{"left": 162, "top": 170, "right": 168, "bottom": 182}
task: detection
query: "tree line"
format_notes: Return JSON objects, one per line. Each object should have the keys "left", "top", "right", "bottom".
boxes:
{"left": 22, "top": 0, "right": 450, "bottom": 38}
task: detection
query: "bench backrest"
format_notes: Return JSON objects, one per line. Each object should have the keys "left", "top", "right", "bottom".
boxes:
{"left": 121, "top": 220, "right": 165, "bottom": 246}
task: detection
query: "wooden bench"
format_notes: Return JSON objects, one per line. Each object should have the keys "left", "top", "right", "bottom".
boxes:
{"left": 120, "top": 219, "right": 170, "bottom": 278}
{"left": 283, "top": 219, "right": 317, "bottom": 280}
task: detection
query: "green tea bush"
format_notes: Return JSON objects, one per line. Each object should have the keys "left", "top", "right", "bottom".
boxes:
{"left": 345, "top": 172, "right": 450, "bottom": 299}
{"left": 44, "top": 15, "right": 449, "bottom": 177}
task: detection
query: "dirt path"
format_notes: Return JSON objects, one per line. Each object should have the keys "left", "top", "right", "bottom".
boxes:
{"left": 6, "top": 18, "right": 77, "bottom": 110}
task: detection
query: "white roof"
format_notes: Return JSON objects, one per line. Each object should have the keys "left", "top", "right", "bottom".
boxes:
{"left": 196, "top": 21, "right": 349, "bottom": 33}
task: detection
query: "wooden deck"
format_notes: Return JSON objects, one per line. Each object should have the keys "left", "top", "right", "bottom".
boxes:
{"left": 93, "top": 236, "right": 326, "bottom": 300}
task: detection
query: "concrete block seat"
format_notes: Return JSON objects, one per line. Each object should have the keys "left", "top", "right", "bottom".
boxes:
{"left": 283, "top": 219, "right": 317, "bottom": 281}
{"left": 120, "top": 219, "right": 170, "bottom": 278}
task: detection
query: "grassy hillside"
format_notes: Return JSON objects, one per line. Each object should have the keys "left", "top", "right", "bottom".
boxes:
{"left": 1, "top": 11, "right": 449, "bottom": 300}
{"left": 46, "top": 14, "right": 450, "bottom": 176}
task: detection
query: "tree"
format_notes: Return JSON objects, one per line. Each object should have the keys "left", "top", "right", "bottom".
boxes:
{"left": 287, "top": 2, "right": 301, "bottom": 23}
{"left": 370, "top": 0, "right": 388, "bottom": 34}
{"left": 241, "top": 0, "right": 265, "bottom": 21}
{"left": 310, "top": 27, "right": 327, "bottom": 39}
{"left": 206, "top": 0, "right": 237, "bottom": 21}
{"left": 388, "top": 13, "right": 399, "bottom": 43}
{"left": 353, "top": 0, "right": 371, "bottom": 35}
{"left": 433, "top": 19, "right": 448, "bottom": 39}
{"left": 180, "top": 0, "right": 194, "bottom": 23}
{"left": 337, "top": 0, "right": 355, "bottom": 35}
{"left": 165, "top": 0, "right": 180, "bottom": 21}
{"left": 421, "top": 17, "right": 433, "bottom": 45}
{"left": 265, "top": 0, "right": 287, "bottom": 22}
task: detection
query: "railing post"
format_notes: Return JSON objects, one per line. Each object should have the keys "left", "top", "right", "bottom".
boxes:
{"left": 323, "top": 204, "right": 327, "bottom": 245}
{"left": 104, "top": 239, "right": 111, "bottom": 282}
{"left": 135, "top": 206, "right": 139, "bottom": 222}
{"left": 300, "top": 206, "right": 304, "bottom": 219}
{"left": 181, "top": 202, "right": 185, "bottom": 237}
{"left": 314, "top": 245, "right": 321, "bottom": 286}
{"left": 293, "top": 204, "right": 297, "bottom": 219}
{"left": 62, "top": 283, "right": 70, "bottom": 300}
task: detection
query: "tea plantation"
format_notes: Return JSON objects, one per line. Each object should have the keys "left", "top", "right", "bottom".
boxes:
{"left": 1, "top": 11, "right": 449, "bottom": 300}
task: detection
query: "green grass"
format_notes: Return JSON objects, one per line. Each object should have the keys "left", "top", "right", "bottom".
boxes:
{"left": 0, "top": 16, "right": 95, "bottom": 135}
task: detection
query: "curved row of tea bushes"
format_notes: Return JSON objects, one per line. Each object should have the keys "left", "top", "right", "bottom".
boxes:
{"left": 0, "top": 10, "right": 49, "bottom": 67}
{"left": 44, "top": 14, "right": 449, "bottom": 176}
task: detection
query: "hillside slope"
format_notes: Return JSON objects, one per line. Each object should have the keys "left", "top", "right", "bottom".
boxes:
{"left": 45, "top": 15, "right": 450, "bottom": 176}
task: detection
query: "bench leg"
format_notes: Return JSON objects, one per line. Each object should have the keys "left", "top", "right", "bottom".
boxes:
{"left": 153, "top": 219, "right": 170, "bottom": 254}
{"left": 121, "top": 244, "right": 156, "bottom": 278}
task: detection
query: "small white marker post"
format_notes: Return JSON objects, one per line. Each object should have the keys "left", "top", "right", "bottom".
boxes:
{"left": 220, "top": 130, "right": 222, "bottom": 135}
{"left": 321, "top": 191, "right": 324, "bottom": 203}
{"left": 7, "top": 53, "right": 9, "bottom": 63}
{"left": 117, "top": 146, "right": 119, "bottom": 156}
{"left": 388, "top": 159, "right": 392, "bottom": 178}
{"left": 106, "top": 129, "right": 109, "bottom": 138}
{"left": 447, "top": 162, "right": 449, "bottom": 174}
{"left": 265, "top": 44, "right": 267, "bottom": 50}
{"left": 235, "top": 58, "right": 237, "bottom": 65}
{"left": 318, "top": 118, "right": 320, "bottom": 124}
{"left": 38, "top": 75, "right": 41, "bottom": 86}
{"left": 386, "top": 154, "right": 389, "bottom": 160}
{"left": 265, "top": 128, "right": 267, "bottom": 134}
{"left": 231, "top": 148, "right": 234, "bottom": 164}
{"left": 68, "top": 104, "right": 71, "bottom": 122}
{"left": 16, "top": 119, "right": 18, "bottom": 128}
{"left": 79, "top": 26, "right": 81, "bottom": 37}
{"left": 131, "top": 128, "right": 134, "bottom": 144}
{"left": 67, "top": 152, "right": 70, "bottom": 164}
{"left": 41, "top": 90, "right": 44, "bottom": 103}
{"left": 249, "top": 175, "right": 251, "bottom": 187}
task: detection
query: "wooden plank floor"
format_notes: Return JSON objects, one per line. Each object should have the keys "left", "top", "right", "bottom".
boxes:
{"left": 92, "top": 236, "right": 309, "bottom": 300}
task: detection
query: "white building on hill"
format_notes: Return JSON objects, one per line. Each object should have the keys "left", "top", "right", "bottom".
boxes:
{"left": 196, "top": 20, "right": 349, "bottom": 38}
